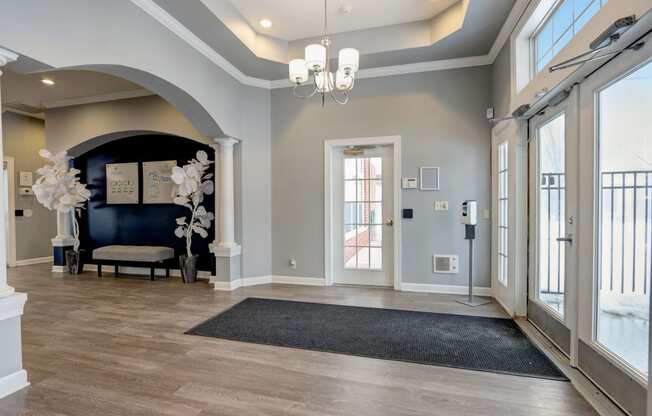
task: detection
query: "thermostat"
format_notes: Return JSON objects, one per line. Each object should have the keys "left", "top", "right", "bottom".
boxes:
{"left": 402, "top": 177, "right": 417, "bottom": 189}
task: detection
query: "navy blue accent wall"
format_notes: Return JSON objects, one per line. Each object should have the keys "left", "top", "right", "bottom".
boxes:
{"left": 74, "top": 134, "right": 215, "bottom": 272}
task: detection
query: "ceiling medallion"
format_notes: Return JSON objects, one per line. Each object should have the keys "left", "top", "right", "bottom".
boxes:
{"left": 288, "top": 0, "right": 359, "bottom": 105}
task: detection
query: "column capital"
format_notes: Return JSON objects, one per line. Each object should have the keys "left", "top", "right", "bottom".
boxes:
{"left": 0, "top": 47, "right": 18, "bottom": 68}
{"left": 214, "top": 137, "right": 240, "bottom": 147}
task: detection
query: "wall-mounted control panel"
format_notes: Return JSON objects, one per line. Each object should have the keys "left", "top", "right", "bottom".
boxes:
{"left": 402, "top": 177, "right": 417, "bottom": 189}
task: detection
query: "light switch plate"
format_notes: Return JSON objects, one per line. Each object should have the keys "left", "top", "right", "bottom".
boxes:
{"left": 434, "top": 201, "right": 449, "bottom": 211}
{"left": 483, "top": 209, "right": 490, "bottom": 219}
{"left": 19, "top": 171, "right": 33, "bottom": 187}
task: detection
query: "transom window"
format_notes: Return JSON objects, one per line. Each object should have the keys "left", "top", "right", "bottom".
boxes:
{"left": 498, "top": 141, "right": 509, "bottom": 286}
{"left": 344, "top": 157, "right": 383, "bottom": 270}
{"left": 533, "top": 0, "right": 607, "bottom": 74}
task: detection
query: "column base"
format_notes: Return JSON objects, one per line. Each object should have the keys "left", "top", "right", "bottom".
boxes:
{"left": 51, "top": 239, "right": 74, "bottom": 274}
{"left": 210, "top": 243, "right": 241, "bottom": 290}
{"left": 209, "top": 243, "right": 241, "bottom": 258}
{"left": 0, "top": 292, "right": 29, "bottom": 399}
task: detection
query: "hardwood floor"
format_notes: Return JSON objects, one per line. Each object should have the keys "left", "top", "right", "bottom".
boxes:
{"left": 0, "top": 264, "right": 597, "bottom": 416}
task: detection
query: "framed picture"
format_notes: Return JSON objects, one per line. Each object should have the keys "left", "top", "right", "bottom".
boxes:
{"left": 143, "top": 160, "right": 177, "bottom": 204}
{"left": 106, "top": 162, "right": 139, "bottom": 204}
{"left": 420, "top": 167, "right": 440, "bottom": 191}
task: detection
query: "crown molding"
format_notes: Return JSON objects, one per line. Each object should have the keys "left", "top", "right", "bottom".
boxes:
{"left": 488, "top": 0, "right": 531, "bottom": 63}
{"left": 130, "top": 0, "right": 272, "bottom": 89}
{"left": 42, "top": 88, "right": 155, "bottom": 109}
{"left": 131, "top": 0, "right": 520, "bottom": 90}
{"left": 0, "top": 47, "right": 18, "bottom": 67}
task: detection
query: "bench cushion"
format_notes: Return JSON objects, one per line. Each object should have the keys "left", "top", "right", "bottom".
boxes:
{"left": 92, "top": 245, "right": 175, "bottom": 263}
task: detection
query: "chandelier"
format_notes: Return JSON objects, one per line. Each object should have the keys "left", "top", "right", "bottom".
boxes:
{"left": 288, "top": 0, "right": 360, "bottom": 105}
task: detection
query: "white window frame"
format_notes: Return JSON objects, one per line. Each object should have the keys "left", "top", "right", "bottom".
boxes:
{"left": 498, "top": 141, "right": 509, "bottom": 286}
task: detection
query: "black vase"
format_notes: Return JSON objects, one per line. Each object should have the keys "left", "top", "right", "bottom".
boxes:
{"left": 65, "top": 249, "right": 85, "bottom": 275}
{"left": 179, "top": 254, "right": 198, "bottom": 283}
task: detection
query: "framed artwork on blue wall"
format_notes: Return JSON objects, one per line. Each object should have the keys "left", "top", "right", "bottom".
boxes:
{"left": 106, "top": 162, "right": 139, "bottom": 204}
{"left": 143, "top": 160, "right": 177, "bottom": 204}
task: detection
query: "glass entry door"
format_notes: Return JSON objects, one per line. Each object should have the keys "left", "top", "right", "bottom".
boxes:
{"left": 576, "top": 33, "right": 652, "bottom": 413}
{"left": 528, "top": 94, "right": 579, "bottom": 358}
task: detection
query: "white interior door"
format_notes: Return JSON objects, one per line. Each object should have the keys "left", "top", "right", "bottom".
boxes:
{"left": 333, "top": 146, "right": 394, "bottom": 286}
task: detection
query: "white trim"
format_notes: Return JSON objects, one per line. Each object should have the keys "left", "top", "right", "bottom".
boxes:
{"left": 401, "top": 283, "right": 492, "bottom": 297}
{"left": 212, "top": 275, "right": 326, "bottom": 291}
{"left": 3, "top": 157, "right": 16, "bottom": 268}
{"left": 0, "top": 370, "right": 29, "bottom": 400}
{"left": 15, "top": 256, "right": 52, "bottom": 267}
{"left": 130, "top": 0, "right": 271, "bottom": 89}
{"left": 1, "top": 108, "right": 45, "bottom": 120}
{"left": 0, "top": 292, "right": 27, "bottom": 321}
{"left": 0, "top": 47, "right": 18, "bottom": 67}
{"left": 324, "top": 136, "right": 402, "bottom": 290}
{"left": 488, "top": 0, "right": 531, "bottom": 62}
{"left": 130, "top": 0, "right": 525, "bottom": 89}
{"left": 51, "top": 265, "right": 65, "bottom": 273}
{"left": 42, "top": 89, "right": 154, "bottom": 109}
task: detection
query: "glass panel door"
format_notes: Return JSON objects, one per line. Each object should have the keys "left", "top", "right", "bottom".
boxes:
{"left": 594, "top": 60, "right": 652, "bottom": 377}
{"left": 537, "top": 114, "right": 566, "bottom": 317}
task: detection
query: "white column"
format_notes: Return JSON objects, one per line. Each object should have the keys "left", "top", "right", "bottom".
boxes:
{"left": 0, "top": 48, "right": 18, "bottom": 297}
{"left": 211, "top": 137, "right": 240, "bottom": 256}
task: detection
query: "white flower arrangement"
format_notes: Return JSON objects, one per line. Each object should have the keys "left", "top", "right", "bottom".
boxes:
{"left": 32, "top": 149, "right": 91, "bottom": 252}
{"left": 171, "top": 150, "right": 215, "bottom": 257}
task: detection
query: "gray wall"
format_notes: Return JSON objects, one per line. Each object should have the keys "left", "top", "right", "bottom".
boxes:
{"left": 271, "top": 66, "right": 493, "bottom": 286}
{"left": 238, "top": 86, "right": 272, "bottom": 278}
{"left": 491, "top": 43, "right": 511, "bottom": 119}
{"left": 2, "top": 112, "right": 56, "bottom": 261}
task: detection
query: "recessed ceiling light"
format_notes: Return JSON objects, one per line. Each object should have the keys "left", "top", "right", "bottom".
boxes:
{"left": 259, "top": 19, "right": 272, "bottom": 28}
{"left": 41, "top": 78, "right": 55, "bottom": 86}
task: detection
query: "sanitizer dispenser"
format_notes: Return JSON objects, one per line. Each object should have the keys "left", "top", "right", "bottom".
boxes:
{"left": 457, "top": 200, "right": 491, "bottom": 307}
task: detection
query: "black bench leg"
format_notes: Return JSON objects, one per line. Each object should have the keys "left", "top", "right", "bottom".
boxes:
{"left": 114, "top": 264, "right": 119, "bottom": 277}
{"left": 97, "top": 262, "right": 102, "bottom": 278}
{"left": 150, "top": 267, "right": 155, "bottom": 281}
{"left": 165, "top": 267, "right": 170, "bottom": 278}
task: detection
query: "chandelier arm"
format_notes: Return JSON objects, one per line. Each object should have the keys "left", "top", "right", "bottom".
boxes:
{"left": 329, "top": 89, "right": 349, "bottom": 105}
{"left": 293, "top": 82, "right": 319, "bottom": 99}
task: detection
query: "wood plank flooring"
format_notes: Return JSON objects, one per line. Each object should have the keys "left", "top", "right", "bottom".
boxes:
{"left": 0, "top": 264, "right": 597, "bottom": 415}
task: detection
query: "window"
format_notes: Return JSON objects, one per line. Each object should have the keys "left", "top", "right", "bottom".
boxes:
{"left": 533, "top": 0, "right": 607, "bottom": 74}
{"left": 498, "top": 141, "right": 509, "bottom": 286}
{"left": 344, "top": 157, "right": 383, "bottom": 270}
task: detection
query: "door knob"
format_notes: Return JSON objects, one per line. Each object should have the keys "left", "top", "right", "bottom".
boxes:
{"left": 385, "top": 218, "right": 394, "bottom": 227}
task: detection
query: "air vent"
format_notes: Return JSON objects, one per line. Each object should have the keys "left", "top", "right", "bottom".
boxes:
{"left": 433, "top": 255, "right": 459, "bottom": 274}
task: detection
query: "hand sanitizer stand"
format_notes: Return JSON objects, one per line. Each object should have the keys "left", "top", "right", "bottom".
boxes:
{"left": 457, "top": 201, "right": 492, "bottom": 307}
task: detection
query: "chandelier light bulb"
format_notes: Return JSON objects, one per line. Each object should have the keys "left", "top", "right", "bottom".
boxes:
{"left": 289, "top": 59, "right": 309, "bottom": 84}
{"left": 335, "top": 69, "right": 353, "bottom": 90}
{"left": 305, "top": 44, "right": 326, "bottom": 72}
{"left": 338, "top": 48, "right": 359, "bottom": 74}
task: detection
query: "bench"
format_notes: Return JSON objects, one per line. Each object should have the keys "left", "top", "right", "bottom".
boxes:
{"left": 92, "top": 245, "right": 175, "bottom": 280}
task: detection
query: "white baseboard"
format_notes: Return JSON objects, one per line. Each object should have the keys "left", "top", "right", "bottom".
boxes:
{"left": 83, "top": 264, "right": 212, "bottom": 279}
{"left": 212, "top": 275, "right": 326, "bottom": 291}
{"left": 400, "top": 283, "right": 492, "bottom": 297}
{"left": 0, "top": 370, "right": 29, "bottom": 399}
{"left": 15, "top": 256, "right": 53, "bottom": 267}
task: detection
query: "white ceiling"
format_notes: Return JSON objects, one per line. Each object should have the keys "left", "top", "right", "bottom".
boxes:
{"left": 227, "top": 0, "right": 459, "bottom": 40}
{"left": 1, "top": 69, "right": 147, "bottom": 113}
